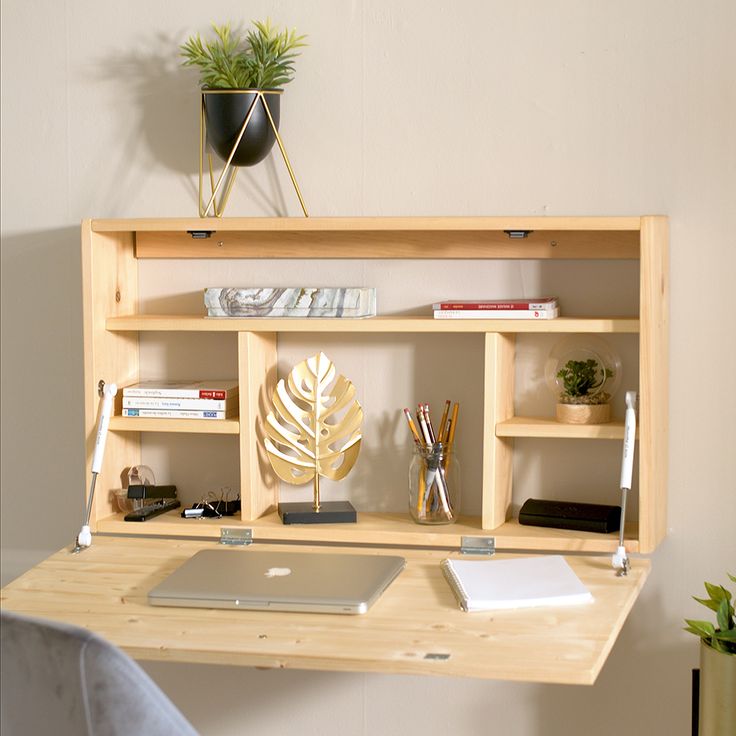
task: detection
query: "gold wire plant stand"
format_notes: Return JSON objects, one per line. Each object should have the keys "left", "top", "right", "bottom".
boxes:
{"left": 198, "top": 89, "right": 308, "bottom": 218}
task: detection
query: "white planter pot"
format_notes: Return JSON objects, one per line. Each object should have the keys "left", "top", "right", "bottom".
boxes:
{"left": 699, "top": 640, "right": 735, "bottom": 735}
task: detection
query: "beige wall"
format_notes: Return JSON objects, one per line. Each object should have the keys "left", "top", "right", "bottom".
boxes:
{"left": 2, "top": 1, "right": 735, "bottom": 734}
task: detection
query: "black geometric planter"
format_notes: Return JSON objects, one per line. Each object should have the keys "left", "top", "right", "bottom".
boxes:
{"left": 203, "top": 89, "right": 281, "bottom": 167}
{"left": 197, "top": 88, "right": 306, "bottom": 218}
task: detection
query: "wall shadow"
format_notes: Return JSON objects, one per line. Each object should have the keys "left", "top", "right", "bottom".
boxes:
{"left": 0, "top": 227, "right": 86, "bottom": 573}
{"left": 91, "top": 32, "right": 292, "bottom": 216}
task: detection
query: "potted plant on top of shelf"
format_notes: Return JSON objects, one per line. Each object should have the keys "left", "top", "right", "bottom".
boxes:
{"left": 180, "top": 19, "right": 308, "bottom": 217}
{"left": 684, "top": 575, "right": 735, "bottom": 735}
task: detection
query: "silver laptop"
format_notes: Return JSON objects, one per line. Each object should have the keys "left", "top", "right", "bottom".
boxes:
{"left": 148, "top": 549, "right": 406, "bottom": 614}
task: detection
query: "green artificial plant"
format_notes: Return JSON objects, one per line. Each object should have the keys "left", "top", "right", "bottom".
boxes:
{"left": 684, "top": 575, "right": 736, "bottom": 654}
{"left": 556, "top": 358, "right": 614, "bottom": 405}
{"left": 181, "top": 20, "right": 306, "bottom": 89}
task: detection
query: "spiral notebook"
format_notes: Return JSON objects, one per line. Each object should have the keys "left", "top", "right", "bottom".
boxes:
{"left": 441, "top": 555, "right": 593, "bottom": 612}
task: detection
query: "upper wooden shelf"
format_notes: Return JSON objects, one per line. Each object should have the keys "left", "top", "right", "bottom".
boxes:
{"left": 106, "top": 315, "right": 640, "bottom": 334}
{"left": 91, "top": 216, "right": 645, "bottom": 232}
{"left": 88, "top": 216, "right": 647, "bottom": 260}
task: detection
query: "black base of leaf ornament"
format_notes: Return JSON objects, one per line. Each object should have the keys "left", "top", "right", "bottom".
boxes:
{"left": 278, "top": 501, "right": 357, "bottom": 525}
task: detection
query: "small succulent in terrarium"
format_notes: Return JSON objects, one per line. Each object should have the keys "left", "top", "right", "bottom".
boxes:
{"left": 556, "top": 358, "right": 615, "bottom": 405}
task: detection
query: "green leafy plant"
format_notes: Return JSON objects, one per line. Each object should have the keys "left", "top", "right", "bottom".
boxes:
{"left": 556, "top": 358, "right": 614, "bottom": 405}
{"left": 180, "top": 20, "right": 306, "bottom": 89}
{"left": 684, "top": 575, "right": 736, "bottom": 654}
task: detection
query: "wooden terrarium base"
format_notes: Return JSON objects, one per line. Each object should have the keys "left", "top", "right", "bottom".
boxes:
{"left": 556, "top": 403, "right": 611, "bottom": 424}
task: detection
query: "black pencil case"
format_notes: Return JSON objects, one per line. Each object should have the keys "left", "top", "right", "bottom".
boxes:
{"left": 518, "top": 498, "right": 621, "bottom": 534}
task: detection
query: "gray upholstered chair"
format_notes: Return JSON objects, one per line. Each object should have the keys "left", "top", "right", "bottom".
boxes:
{"left": 1, "top": 610, "right": 198, "bottom": 735}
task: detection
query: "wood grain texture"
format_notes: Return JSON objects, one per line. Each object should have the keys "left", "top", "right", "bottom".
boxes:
{"left": 106, "top": 315, "right": 641, "bottom": 334}
{"left": 238, "top": 331, "right": 279, "bottom": 519}
{"left": 134, "top": 229, "right": 639, "bottom": 260}
{"left": 496, "top": 416, "right": 627, "bottom": 439}
{"left": 109, "top": 416, "right": 240, "bottom": 434}
{"left": 638, "top": 216, "right": 669, "bottom": 553}
{"left": 0, "top": 536, "right": 649, "bottom": 684}
{"left": 483, "top": 333, "right": 516, "bottom": 529}
{"left": 82, "top": 223, "right": 140, "bottom": 527}
{"left": 92, "top": 509, "right": 641, "bottom": 555}
{"left": 92, "top": 215, "right": 644, "bottom": 233}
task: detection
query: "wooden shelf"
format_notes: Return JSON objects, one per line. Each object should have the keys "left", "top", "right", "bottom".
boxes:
{"left": 497, "top": 416, "right": 627, "bottom": 439}
{"left": 93, "top": 215, "right": 644, "bottom": 233}
{"left": 109, "top": 416, "right": 240, "bottom": 434}
{"left": 92, "top": 216, "right": 644, "bottom": 260}
{"left": 0, "top": 536, "right": 650, "bottom": 684}
{"left": 96, "top": 509, "right": 640, "bottom": 554}
{"left": 106, "top": 314, "right": 640, "bottom": 334}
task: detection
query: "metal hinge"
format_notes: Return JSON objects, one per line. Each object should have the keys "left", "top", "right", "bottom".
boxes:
{"left": 220, "top": 528, "right": 253, "bottom": 546}
{"left": 460, "top": 536, "right": 495, "bottom": 555}
{"left": 503, "top": 230, "right": 533, "bottom": 239}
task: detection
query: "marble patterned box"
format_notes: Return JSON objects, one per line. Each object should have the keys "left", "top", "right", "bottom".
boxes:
{"left": 204, "top": 287, "right": 377, "bottom": 318}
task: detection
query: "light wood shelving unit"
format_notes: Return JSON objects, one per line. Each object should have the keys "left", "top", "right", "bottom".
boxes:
{"left": 83, "top": 216, "right": 668, "bottom": 555}
{"left": 0, "top": 215, "right": 668, "bottom": 686}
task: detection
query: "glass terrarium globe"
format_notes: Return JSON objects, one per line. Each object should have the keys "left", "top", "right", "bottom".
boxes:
{"left": 544, "top": 336, "right": 622, "bottom": 424}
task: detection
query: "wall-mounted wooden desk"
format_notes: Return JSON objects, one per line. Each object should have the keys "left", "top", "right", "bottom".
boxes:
{"left": 0, "top": 536, "right": 649, "bottom": 685}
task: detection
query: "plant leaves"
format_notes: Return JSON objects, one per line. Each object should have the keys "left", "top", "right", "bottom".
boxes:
{"left": 181, "top": 18, "right": 307, "bottom": 89}
{"left": 704, "top": 581, "right": 731, "bottom": 603}
{"left": 717, "top": 597, "right": 732, "bottom": 632}
{"left": 684, "top": 619, "right": 716, "bottom": 639}
{"left": 264, "top": 352, "right": 363, "bottom": 486}
{"left": 693, "top": 595, "right": 723, "bottom": 613}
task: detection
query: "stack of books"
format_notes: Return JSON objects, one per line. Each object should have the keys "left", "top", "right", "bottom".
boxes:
{"left": 432, "top": 297, "right": 559, "bottom": 320}
{"left": 122, "top": 380, "right": 239, "bottom": 420}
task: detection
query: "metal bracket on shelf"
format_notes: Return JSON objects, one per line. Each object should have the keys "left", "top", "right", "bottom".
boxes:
{"left": 219, "top": 527, "right": 253, "bottom": 546}
{"left": 187, "top": 230, "right": 214, "bottom": 239}
{"left": 460, "top": 536, "right": 496, "bottom": 555}
{"left": 503, "top": 230, "right": 533, "bottom": 239}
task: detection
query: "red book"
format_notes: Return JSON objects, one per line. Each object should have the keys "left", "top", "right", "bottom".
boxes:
{"left": 432, "top": 297, "right": 557, "bottom": 311}
{"left": 122, "top": 380, "right": 239, "bottom": 401}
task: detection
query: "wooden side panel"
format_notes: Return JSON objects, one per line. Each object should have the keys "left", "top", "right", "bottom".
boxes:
{"left": 482, "top": 333, "right": 516, "bottom": 529}
{"left": 237, "top": 331, "right": 278, "bottom": 519}
{"left": 136, "top": 229, "right": 639, "bottom": 259}
{"left": 81, "top": 222, "right": 140, "bottom": 527}
{"left": 638, "top": 216, "right": 669, "bottom": 552}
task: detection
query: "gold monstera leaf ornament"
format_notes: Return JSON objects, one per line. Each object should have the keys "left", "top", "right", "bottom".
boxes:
{"left": 264, "top": 352, "right": 363, "bottom": 512}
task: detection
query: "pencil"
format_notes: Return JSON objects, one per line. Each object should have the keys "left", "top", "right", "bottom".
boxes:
{"left": 447, "top": 402, "right": 459, "bottom": 448}
{"left": 422, "top": 403, "right": 436, "bottom": 443}
{"left": 438, "top": 400, "right": 451, "bottom": 443}
{"left": 403, "top": 408, "right": 423, "bottom": 446}
{"left": 417, "top": 407, "right": 432, "bottom": 446}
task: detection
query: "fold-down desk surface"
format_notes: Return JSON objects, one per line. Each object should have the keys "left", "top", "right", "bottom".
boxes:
{"left": 0, "top": 537, "right": 649, "bottom": 685}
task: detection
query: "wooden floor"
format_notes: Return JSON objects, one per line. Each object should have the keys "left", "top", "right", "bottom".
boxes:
{"left": 0, "top": 537, "right": 649, "bottom": 684}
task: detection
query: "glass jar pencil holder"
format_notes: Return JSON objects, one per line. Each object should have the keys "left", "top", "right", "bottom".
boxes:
{"left": 408, "top": 442, "right": 460, "bottom": 525}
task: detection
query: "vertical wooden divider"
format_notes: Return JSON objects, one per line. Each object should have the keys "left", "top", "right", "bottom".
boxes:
{"left": 638, "top": 216, "right": 669, "bottom": 552}
{"left": 482, "top": 332, "right": 516, "bottom": 529}
{"left": 238, "top": 331, "right": 279, "bottom": 519}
